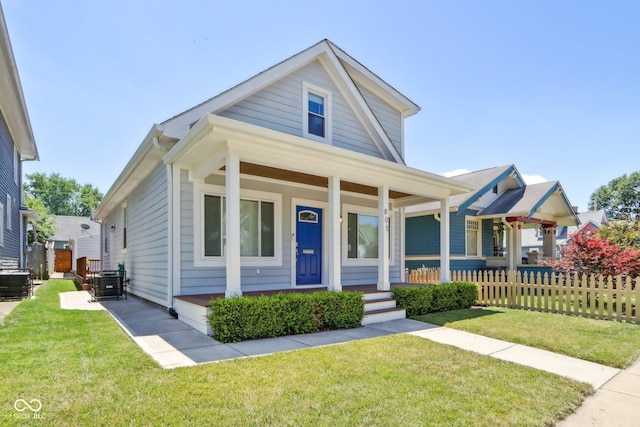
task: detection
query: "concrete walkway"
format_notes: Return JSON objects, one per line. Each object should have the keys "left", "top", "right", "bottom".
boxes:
{"left": 58, "top": 290, "right": 639, "bottom": 425}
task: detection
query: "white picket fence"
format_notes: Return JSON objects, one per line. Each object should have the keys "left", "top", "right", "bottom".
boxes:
{"left": 407, "top": 268, "right": 639, "bottom": 324}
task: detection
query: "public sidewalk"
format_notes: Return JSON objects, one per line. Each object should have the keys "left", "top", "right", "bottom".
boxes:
{"left": 58, "top": 290, "right": 639, "bottom": 426}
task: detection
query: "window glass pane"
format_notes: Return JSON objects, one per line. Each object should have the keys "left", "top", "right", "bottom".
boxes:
{"left": 358, "top": 214, "right": 378, "bottom": 258}
{"left": 347, "top": 213, "right": 358, "bottom": 258}
{"left": 240, "top": 200, "right": 259, "bottom": 256}
{"left": 308, "top": 93, "right": 324, "bottom": 115}
{"left": 308, "top": 114, "right": 324, "bottom": 137}
{"left": 466, "top": 220, "right": 479, "bottom": 256}
{"left": 204, "top": 195, "right": 222, "bottom": 256}
{"left": 261, "top": 202, "right": 275, "bottom": 257}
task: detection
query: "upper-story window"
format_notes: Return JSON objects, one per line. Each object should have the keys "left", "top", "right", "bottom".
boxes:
{"left": 303, "top": 82, "right": 331, "bottom": 142}
{"left": 308, "top": 93, "right": 325, "bottom": 137}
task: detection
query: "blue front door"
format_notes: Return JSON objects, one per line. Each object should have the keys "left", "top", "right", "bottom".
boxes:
{"left": 296, "top": 206, "right": 322, "bottom": 285}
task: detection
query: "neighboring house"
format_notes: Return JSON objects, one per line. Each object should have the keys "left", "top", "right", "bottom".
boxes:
{"left": 46, "top": 215, "right": 101, "bottom": 274}
{"left": 521, "top": 209, "right": 607, "bottom": 256}
{"left": 93, "top": 40, "right": 473, "bottom": 332}
{"left": 0, "top": 4, "right": 39, "bottom": 269}
{"left": 405, "top": 165, "right": 580, "bottom": 272}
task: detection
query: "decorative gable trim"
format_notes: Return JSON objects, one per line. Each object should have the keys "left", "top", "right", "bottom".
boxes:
{"left": 457, "top": 165, "right": 524, "bottom": 215}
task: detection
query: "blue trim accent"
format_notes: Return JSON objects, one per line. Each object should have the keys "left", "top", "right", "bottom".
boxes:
{"left": 456, "top": 165, "right": 524, "bottom": 215}
{"left": 527, "top": 182, "right": 579, "bottom": 225}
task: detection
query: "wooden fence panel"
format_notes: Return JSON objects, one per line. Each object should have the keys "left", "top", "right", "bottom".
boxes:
{"left": 407, "top": 267, "right": 639, "bottom": 324}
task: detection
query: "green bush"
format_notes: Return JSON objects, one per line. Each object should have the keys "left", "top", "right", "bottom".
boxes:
{"left": 394, "top": 282, "right": 477, "bottom": 317}
{"left": 207, "top": 291, "right": 364, "bottom": 343}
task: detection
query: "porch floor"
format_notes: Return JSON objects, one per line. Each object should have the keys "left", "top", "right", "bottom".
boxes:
{"left": 174, "top": 283, "right": 415, "bottom": 307}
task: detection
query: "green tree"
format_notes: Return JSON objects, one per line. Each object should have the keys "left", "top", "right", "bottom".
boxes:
{"left": 598, "top": 219, "right": 640, "bottom": 250}
{"left": 24, "top": 196, "right": 56, "bottom": 245}
{"left": 589, "top": 171, "right": 640, "bottom": 220}
{"left": 24, "top": 172, "right": 103, "bottom": 216}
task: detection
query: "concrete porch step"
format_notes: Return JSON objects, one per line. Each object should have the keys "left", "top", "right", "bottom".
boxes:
{"left": 362, "top": 307, "right": 407, "bottom": 325}
{"left": 364, "top": 297, "right": 397, "bottom": 312}
{"left": 362, "top": 291, "right": 394, "bottom": 301}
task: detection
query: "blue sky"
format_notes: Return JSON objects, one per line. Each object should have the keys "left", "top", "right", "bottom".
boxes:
{"left": 4, "top": 1, "right": 639, "bottom": 211}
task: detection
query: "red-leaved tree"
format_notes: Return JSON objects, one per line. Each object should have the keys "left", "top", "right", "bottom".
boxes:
{"left": 540, "top": 228, "right": 640, "bottom": 277}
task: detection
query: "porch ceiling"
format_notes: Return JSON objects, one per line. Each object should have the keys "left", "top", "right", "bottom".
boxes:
{"left": 231, "top": 162, "right": 412, "bottom": 199}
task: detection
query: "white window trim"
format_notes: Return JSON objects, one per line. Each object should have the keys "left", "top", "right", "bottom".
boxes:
{"left": 6, "top": 194, "right": 11, "bottom": 230}
{"left": 341, "top": 203, "right": 395, "bottom": 267}
{"left": 302, "top": 81, "right": 332, "bottom": 143}
{"left": 193, "top": 182, "right": 282, "bottom": 268}
{"left": 465, "top": 216, "right": 482, "bottom": 257}
{"left": 0, "top": 203, "right": 4, "bottom": 247}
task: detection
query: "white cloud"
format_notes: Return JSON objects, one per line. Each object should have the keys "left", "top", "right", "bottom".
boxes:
{"left": 440, "top": 169, "right": 471, "bottom": 178}
{"left": 522, "top": 174, "right": 547, "bottom": 184}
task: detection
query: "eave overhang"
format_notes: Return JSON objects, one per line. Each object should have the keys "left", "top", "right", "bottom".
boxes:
{"left": 165, "top": 114, "right": 473, "bottom": 205}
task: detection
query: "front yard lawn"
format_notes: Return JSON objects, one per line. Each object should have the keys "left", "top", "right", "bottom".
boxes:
{"left": 0, "top": 281, "right": 591, "bottom": 426}
{"left": 415, "top": 307, "right": 640, "bottom": 369}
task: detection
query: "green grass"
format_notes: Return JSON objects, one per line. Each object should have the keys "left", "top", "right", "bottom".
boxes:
{"left": 0, "top": 281, "right": 592, "bottom": 426}
{"left": 415, "top": 307, "right": 640, "bottom": 369}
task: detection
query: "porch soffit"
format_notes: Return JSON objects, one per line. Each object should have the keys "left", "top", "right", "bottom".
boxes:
{"left": 225, "top": 162, "right": 412, "bottom": 200}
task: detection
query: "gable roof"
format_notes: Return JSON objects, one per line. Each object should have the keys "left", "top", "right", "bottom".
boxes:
{"left": 0, "top": 4, "right": 38, "bottom": 160}
{"left": 160, "top": 39, "right": 419, "bottom": 164}
{"left": 406, "top": 164, "right": 579, "bottom": 226}
{"left": 50, "top": 216, "right": 100, "bottom": 242}
{"left": 405, "top": 165, "right": 523, "bottom": 214}
{"left": 477, "top": 181, "right": 579, "bottom": 226}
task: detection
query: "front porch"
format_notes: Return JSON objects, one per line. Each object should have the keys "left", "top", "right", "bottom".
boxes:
{"left": 173, "top": 283, "right": 418, "bottom": 335}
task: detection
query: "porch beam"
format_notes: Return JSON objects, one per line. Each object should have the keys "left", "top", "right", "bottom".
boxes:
{"left": 225, "top": 154, "right": 242, "bottom": 297}
{"left": 377, "top": 185, "right": 390, "bottom": 291}
{"left": 328, "top": 176, "right": 341, "bottom": 291}
{"left": 439, "top": 197, "right": 451, "bottom": 283}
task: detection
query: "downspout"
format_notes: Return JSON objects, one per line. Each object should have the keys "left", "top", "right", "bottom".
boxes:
{"left": 153, "top": 136, "right": 178, "bottom": 316}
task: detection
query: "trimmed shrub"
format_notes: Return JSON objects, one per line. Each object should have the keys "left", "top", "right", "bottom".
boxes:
{"left": 394, "top": 282, "right": 477, "bottom": 317}
{"left": 207, "top": 291, "right": 364, "bottom": 343}
{"left": 313, "top": 292, "right": 364, "bottom": 330}
{"left": 393, "top": 286, "right": 435, "bottom": 317}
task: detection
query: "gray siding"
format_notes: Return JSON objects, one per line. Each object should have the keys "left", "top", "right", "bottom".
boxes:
{"left": 179, "top": 171, "right": 403, "bottom": 294}
{"left": 218, "top": 59, "right": 385, "bottom": 159}
{"left": 357, "top": 84, "right": 403, "bottom": 156}
{"left": 103, "top": 163, "right": 169, "bottom": 305}
{"left": 0, "top": 111, "right": 22, "bottom": 267}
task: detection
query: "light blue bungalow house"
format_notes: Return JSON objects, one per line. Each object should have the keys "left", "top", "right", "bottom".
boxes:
{"left": 0, "top": 4, "right": 39, "bottom": 269}
{"left": 405, "top": 165, "right": 579, "bottom": 274}
{"left": 93, "top": 40, "right": 474, "bottom": 332}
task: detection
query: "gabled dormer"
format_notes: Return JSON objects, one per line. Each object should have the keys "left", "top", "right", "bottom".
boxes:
{"left": 161, "top": 40, "right": 419, "bottom": 164}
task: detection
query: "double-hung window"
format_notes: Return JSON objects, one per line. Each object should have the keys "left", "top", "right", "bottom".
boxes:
{"left": 203, "top": 196, "right": 275, "bottom": 258}
{"left": 343, "top": 204, "right": 393, "bottom": 265}
{"left": 196, "top": 183, "right": 281, "bottom": 267}
{"left": 466, "top": 218, "right": 481, "bottom": 256}
{"left": 347, "top": 213, "right": 379, "bottom": 259}
{"left": 303, "top": 82, "right": 331, "bottom": 142}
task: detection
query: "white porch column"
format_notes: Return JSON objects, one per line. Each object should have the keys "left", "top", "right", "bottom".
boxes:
{"left": 377, "top": 185, "right": 390, "bottom": 291}
{"left": 327, "top": 176, "right": 341, "bottom": 291}
{"left": 440, "top": 197, "right": 451, "bottom": 283}
{"left": 507, "top": 221, "right": 523, "bottom": 271}
{"left": 225, "top": 154, "right": 242, "bottom": 297}
{"left": 542, "top": 226, "right": 557, "bottom": 258}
